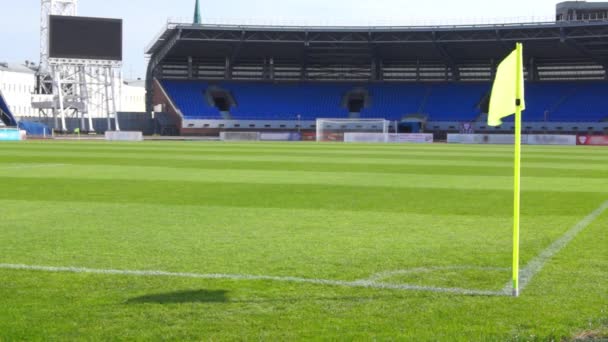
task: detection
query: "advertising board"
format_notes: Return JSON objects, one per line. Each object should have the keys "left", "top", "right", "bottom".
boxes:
{"left": 448, "top": 134, "right": 576, "bottom": 146}
{"left": 105, "top": 131, "right": 143, "bottom": 141}
{"left": 344, "top": 133, "right": 433, "bottom": 143}
{"left": 259, "top": 132, "right": 302, "bottom": 141}
{"left": 576, "top": 135, "right": 608, "bottom": 146}
{"left": 0, "top": 128, "right": 22, "bottom": 141}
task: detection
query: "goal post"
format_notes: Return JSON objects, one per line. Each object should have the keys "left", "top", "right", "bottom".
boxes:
{"left": 316, "top": 118, "right": 390, "bottom": 142}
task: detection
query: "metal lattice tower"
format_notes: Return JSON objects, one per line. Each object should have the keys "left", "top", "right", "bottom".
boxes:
{"left": 40, "top": 0, "right": 78, "bottom": 74}
{"left": 35, "top": 0, "right": 121, "bottom": 133}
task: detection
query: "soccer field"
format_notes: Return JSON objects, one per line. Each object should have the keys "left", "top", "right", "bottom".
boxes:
{"left": 0, "top": 141, "right": 606, "bottom": 340}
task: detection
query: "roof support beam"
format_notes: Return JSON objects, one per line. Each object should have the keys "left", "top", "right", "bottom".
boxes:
{"left": 187, "top": 56, "right": 193, "bottom": 79}
{"left": 229, "top": 31, "right": 246, "bottom": 65}
{"left": 565, "top": 38, "right": 608, "bottom": 69}
{"left": 301, "top": 32, "right": 309, "bottom": 81}
{"left": 224, "top": 56, "right": 232, "bottom": 80}
{"left": 369, "top": 33, "right": 381, "bottom": 81}
{"left": 528, "top": 56, "right": 538, "bottom": 81}
{"left": 433, "top": 32, "right": 460, "bottom": 81}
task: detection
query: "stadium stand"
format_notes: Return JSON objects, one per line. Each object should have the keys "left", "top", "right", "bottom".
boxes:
{"left": 359, "top": 84, "right": 429, "bottom": 121}
{"left": 0, "top": 90, "right": 17, "bottom": 127}
{"left": 146, "top": 19, "right": 608, "bottom": 135}
{"left": 161, "top": 80, "right": 222, "bottom": 119}
{"left": 224, "top": 82, "right": 350, "bottom": 121}
{"left": 543, "top": 82, "right": 608, "bottom": 122}
{"left": 162, "top": 81, "right": 352, "bottom": 120}
{"left": 159, "top": 80, "right": 608, "bottom": 123}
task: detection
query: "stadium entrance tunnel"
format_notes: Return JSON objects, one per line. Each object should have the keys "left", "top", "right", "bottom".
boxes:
{"left": 398, "top": 121, "right": 423, "bottom": 133}
{"left": 343, "top": 88, "right": 370, "bottom": 118}
{"left": 399, "top": 115, "right": 427, "bottom": 133}
{"left": 205, "top": 87, "right": 235, "bottom": 120}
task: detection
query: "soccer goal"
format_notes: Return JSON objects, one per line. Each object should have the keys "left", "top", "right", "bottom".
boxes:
{"left": 316, "top": 118, "right": 390, "bottom": 142}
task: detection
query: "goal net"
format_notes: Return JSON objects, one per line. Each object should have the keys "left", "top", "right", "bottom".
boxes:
{"left": 316, "top": 118, "right": 390, "bottom": 142}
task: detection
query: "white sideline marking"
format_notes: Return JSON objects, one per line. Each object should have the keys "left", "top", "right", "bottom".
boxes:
{"left": 0, "top": 263, "right": 505, "bottom": 296}
{"left": 503, "top": 200, "right": 608, "bottom": 294}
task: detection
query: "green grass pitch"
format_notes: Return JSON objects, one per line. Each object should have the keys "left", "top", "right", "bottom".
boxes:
{"left": 0, "top": 141, "right": 606, "bottom": 340}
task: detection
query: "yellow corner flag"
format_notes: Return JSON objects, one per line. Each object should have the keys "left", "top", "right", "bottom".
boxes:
{"left": 488, "top": 43, "right": 525, "bottom": 127}
{"left": 488, "top": 43, "right": 525, "bottom": 297}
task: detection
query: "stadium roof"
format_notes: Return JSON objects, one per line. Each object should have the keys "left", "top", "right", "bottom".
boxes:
{"left": 147, "top": 19, "right": 608, "bottom": 61}
{"left": 145, "top": 19, "right": 608, "bottom": 91}
{"left": 557, "top": 1, "right": 608, "bottom": 11}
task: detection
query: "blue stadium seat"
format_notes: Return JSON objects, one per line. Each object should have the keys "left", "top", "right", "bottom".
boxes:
{"left": 160, "top": 80, "right": 608, "bottom": 123}
{"left": 222, "top": 82, "right": 351, "bottom": 121}
{"left": 360, "top": 84, "right": 428, "bottom": 120}
{"left": 422, "top": 83, "right": 488, "bottom": 122}
{"left": 161, "top": 80, "right": 223, "bottom": 119}
{"left": 545, "top": 82, "right": 608, "bottom": 122}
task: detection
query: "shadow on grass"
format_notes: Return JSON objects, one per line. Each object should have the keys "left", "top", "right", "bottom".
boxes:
{"left": 126, "top": 290, "right": 405, "bottom": 305}
{"left": 126, "top": 289, "right": 229, "bottom": 304}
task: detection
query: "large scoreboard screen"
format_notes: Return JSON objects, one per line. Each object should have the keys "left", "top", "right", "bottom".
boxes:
{"left": 49, "top": 15, "right": 122, "bottom": 61}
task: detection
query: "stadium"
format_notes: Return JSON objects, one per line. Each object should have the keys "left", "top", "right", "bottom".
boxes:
{"left": 1, "top": 0, "right": 607, "bottom": 340}
{"left": 146, "top": 10, "right": 608, "bottom": 140}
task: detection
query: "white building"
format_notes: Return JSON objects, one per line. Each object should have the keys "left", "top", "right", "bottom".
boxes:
{"left": 0, "top": 61, "right": 146, "bottom": 120}
{"left": 120, "top": 79, "right": 147, "bottom": 113}
{"left": 0, "top": 62, "right": 37, "bottom": 117}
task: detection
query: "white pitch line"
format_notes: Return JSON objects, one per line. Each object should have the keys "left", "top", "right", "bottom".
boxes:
{"left": 503, "top": 200, "right": 608, "bottom": 294}
{"left": 0, "top": 263, "right": 506, "bottom": 296}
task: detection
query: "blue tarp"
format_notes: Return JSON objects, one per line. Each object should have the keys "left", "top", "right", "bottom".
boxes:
{"left": 0, "top": 90, "right": 17, "bottom": 127}
{"left": 18, "top": 121, "right": 51, "bottom": 136}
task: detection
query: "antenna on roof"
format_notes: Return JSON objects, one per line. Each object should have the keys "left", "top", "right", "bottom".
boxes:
{"left": 193, "top": 0, "right": 202, "bottom": 25}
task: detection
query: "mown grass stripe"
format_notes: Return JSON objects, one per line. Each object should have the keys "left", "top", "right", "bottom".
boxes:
{"left": 1, "top": 157, "right": 607, "bottom": 179}
{"left": 5, "top": 140, "right": 606, "bottom": 155}
{"left": 5, "top": 145, "right": 608, "bottom": 160}
{"left": 3, "top": 147, "right": 608, "bottom": 163}
{"left": 1, "top": 150, "right": 606, "bottom": 170}
{"left": 1, "top": 165, "right": 606, "bottom": 193}
{"left": 2, "top": 177, "right": 604, "bottom": 217}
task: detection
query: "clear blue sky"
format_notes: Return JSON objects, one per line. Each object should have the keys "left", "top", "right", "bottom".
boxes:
{"left": 0, "top": 0, "right": 564, "bottom": 79}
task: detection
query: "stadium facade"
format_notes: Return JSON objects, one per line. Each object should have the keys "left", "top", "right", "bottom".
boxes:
{"left": 145, "top": 1, "right": 608, "bottom": 137}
